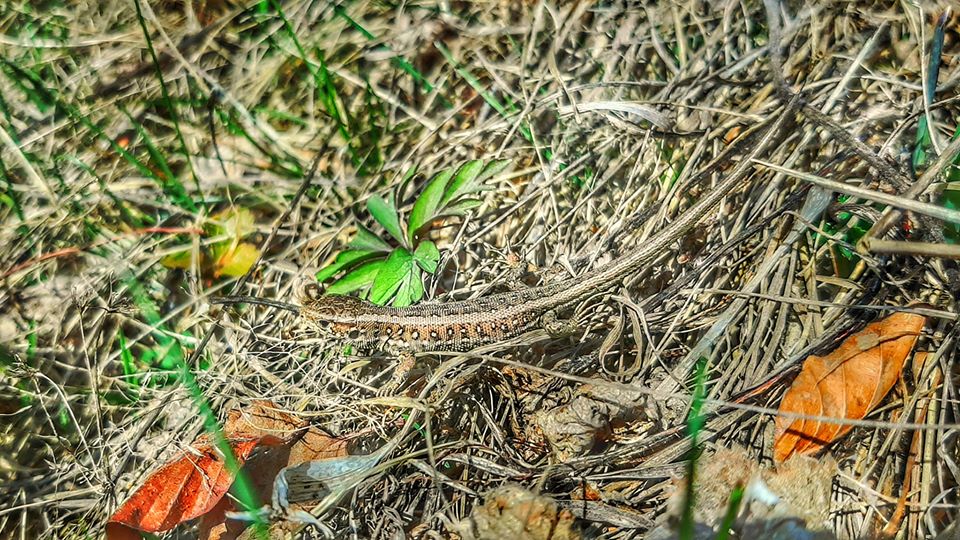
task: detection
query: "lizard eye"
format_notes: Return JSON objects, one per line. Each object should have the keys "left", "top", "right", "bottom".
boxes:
{"left": 315, "top": 320, "right": 331, "bottom": 330}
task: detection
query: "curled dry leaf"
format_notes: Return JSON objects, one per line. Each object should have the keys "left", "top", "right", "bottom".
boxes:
{"left": 534, "top": 384, "right": 654, "bottom": 461}
{"left": 773, "top": 311, "right": 925, "bottom": 463}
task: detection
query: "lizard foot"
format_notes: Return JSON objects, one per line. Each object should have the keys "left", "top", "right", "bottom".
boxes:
{"left": 497, "top": 251, "right": 530, "bottom": 292}
{"left": 542, "top": 310, "right": 579, "bottom": 338}
{"left": 377, "top": 353, "right": 418, "bottom": 397}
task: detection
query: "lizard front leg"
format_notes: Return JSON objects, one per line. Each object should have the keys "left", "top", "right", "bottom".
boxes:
{"left": 377, "top": 352, "right": 426, "bottom": 397}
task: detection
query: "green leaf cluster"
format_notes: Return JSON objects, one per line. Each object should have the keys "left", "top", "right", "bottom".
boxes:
{"left": 316, "top": 159, "right": 510, "bottom": 306}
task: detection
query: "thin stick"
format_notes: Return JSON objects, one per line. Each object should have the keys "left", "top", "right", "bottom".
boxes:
{"left": 861, "top": 238, "right": 960, "bottom": 259}
{"left": 209, "top": 296, "right": 301, "bottom": 315}
{"left": 753, "top": 159, "right": 960, "bottom": 224}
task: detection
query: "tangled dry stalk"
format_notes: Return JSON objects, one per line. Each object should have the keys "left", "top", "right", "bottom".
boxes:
{"left": 1, "top": 1, "right": 959, "bottom": 538}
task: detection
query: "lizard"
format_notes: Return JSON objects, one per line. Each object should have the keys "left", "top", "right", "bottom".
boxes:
{"left": 213, "top": 105, "right": 794, "bottom": 354}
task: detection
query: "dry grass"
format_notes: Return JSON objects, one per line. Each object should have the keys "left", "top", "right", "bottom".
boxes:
{"left": 1, "top": 0, "right": 959, "bottom": 538}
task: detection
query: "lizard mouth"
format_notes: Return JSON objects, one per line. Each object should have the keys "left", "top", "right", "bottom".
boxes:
{"left": 208, "top": 296, "right": 301, "bottom": 315}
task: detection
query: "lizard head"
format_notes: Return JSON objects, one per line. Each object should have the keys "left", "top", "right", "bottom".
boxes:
{"left": 298, "top": 294, "right": 368, "bottom": 338}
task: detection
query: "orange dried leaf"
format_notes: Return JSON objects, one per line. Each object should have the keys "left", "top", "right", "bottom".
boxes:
{"left": 106, "top": 437, "right": 268, "bottom": 536}
{"left": 108, "top": 401, "right": 351, "bottom": 539}
{"left": 773, "top": 312, "right": 925, "bottom": 463}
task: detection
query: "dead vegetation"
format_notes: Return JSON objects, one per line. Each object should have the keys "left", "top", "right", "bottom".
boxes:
{"left": 1, "top": 0, "right": 959, "bottom": 538}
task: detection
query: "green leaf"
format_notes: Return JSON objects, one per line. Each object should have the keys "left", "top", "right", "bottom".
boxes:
{"left": 479, "top": 159, "right": 512, "bottom": 182}
{"left": 326, "top": 260, "right": 384, "bottom": 295}
{"left": 413, "top": 240, "right": 440, "bottom": 273}
{"left": 316, "top": 249, "right": 377, "bottom": 282}
{"left": 392, "top": 266, "right": 424, "bottom": 307}
{"left": 837, "top": 244, "right": 856, "bottom": 261}
{"left": 216, "top": 242, "right": 260, "bottom": 277}
{"left": 407, "top": 169, "right": 453, "bottom": 242}
{"left": 367, "top": 195, "right": 405, "bottom": 245}
{"left": 440, "top": 159, "right": 484, "bottom": 207}
{"left": 349, "top": 225, "right": 392, "bottom": 252}
{"left": 444, "top": 159, "right": 511, "bottom": 206}
{"left": 208, "top": 207, "right": 258, "bottom": 264}
{"left": 396, "top": 164, "right": 420, "bottom": 200}
{"left": 369, "top": 248, "right": 413, "bottom": 304}
{"left": 442, "top": 198, "right": 483, "bottom": 217}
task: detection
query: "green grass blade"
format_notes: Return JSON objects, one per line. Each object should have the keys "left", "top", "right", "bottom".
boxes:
{"left": 0, "top": 61, "right": 55, "bottom": 112}
{"left": 437, "top": 42, "right": 508, "bottom": 116}
{"left": 132, "top": 0, "right": 203, "bottom": 208}
{"left": 714, "top": 484, "right": 745, "bottom": 540}
{"left": 392, "top": 265, "right": 423, "bottom": 307}
{"left": 120, "top": 107, "right": 195, "bottom": 211}
{"left": 913, "top": 11, "right": 948, "bottom": 171}
{"left": 333, "top": 4, "right": 449, "bottom": 107}
{"left": 679, "top": 357, "right": 709, "bottom": 540}
{"left": 436, "top": 43, "right": 532, "bottom": 142}
{"left": 123, "top": 275, "right": 265, "bottom": 533}
{"left": 116, "top": 332, "right": 141, "bottom": 401}
{"left": 0, "top": 59, "right": 177, "bottom": 199}
{"left": 265, "top": 0, "right": 356, "bottom": 162}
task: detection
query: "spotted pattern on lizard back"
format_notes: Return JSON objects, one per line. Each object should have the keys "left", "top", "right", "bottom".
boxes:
{"left": 301, "top": 293, "right": 544, "bottom": 352}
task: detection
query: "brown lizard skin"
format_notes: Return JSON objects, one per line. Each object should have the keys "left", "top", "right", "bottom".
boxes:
{"left": 217, "top": 108, "right": 792, "bottom": 353}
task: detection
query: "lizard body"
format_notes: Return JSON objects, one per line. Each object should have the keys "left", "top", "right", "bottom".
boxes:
{"left": 300, "top": 198, "right": 723, "bottom": 353}
{"left": 217, "top": 109, "right": 791, "bottom": 353}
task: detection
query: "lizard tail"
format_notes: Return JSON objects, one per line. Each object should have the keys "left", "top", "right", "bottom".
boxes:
{"left": 209, "top": 296, "right": 301, "bottom": 314}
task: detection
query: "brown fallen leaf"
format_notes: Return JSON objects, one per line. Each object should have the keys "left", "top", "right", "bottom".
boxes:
{"left": 106, "top": 435, "right": 279, "bottom": 537}
{"left": 199, "top": 402, "right": 349, "bottom": 540}
{"left": 534, "top": 384, "right": 653, "bottom": 461}
{"left": 107, "top": 401, "right": 348, "bottom": 540}
{"left": 773, "top": 311, "right": 925, "bottom": 463}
